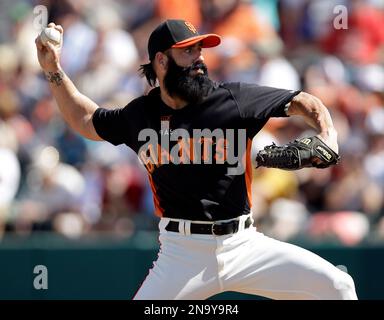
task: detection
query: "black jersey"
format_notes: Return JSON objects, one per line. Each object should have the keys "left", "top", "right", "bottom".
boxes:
{"left": 92, "top": 82, "right": 300, "bottom": 221}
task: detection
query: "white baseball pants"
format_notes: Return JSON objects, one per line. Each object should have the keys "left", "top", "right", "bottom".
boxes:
{"left": 133, "top": 214, "right": 357, "bottom": 300}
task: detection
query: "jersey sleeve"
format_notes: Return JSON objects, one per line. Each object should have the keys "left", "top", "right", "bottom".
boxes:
{"left": 92, "top": 97, "right": 145, "bottom": 148}
{"left": 231, "top": 83, "right": 301, "bottom": 120}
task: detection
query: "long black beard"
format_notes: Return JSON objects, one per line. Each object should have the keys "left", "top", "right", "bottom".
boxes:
{"left": 163, "top": 55, "right": 214, "bottom": 105}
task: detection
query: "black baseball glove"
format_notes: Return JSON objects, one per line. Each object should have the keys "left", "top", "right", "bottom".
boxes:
{"left": 255, "top": 136, "right": 340, "bottom": 170}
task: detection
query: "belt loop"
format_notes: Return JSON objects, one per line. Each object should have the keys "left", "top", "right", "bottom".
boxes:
{"left": 159, "top": 218, "right": 170, "bottom": 233}
{"left": 240, "top": 214, "right": 252, "bottom": 232}
{"left": 178, "top": 220, "right": 185, "bottom": 235}
{"left": 237, "top": 216, "right": 244, "bottom": 232}
{"left": 185, "top": 221, "right": 191, "bottom": 236}
{"left": 248, "top": 214, "right": 254, "bottom": 228}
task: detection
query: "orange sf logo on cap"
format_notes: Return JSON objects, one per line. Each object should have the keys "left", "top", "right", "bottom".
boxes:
{"left": 184, "top": 21, "right": 197, "bottom": 34}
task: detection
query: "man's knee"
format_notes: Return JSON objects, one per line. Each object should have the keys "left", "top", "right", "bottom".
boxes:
{"left": 329, "top": 271, "right": 357, "bottom": 300}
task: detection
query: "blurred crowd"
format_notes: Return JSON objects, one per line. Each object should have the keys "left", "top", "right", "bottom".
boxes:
{"left": 0, "top": 0, "right": 383, "bottom": 245}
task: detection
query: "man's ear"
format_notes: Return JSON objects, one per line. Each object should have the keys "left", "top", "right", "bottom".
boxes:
{"left": 156, "top": 52, "right": 168, "bottom": 69}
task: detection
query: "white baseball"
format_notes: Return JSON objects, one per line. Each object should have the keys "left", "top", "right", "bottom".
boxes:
{"left": 39, "top": 27, "right": 61, "bottom": 46}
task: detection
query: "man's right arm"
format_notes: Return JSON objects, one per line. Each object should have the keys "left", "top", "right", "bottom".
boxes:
{"left": 35, "top": 23, "right": 102, "bottom": 141}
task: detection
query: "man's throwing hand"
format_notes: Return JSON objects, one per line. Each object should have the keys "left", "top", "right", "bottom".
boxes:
{"left": 35, "top": 22, "right": 63, "bottom": 72}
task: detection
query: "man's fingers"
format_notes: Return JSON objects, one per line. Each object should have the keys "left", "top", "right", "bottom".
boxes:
{"left": 35, "top": 37, "right": 43, "bottom": 51}
{"left": 47, "top": 22, "right": 63, "bottom": 34}
{"left": 46, "top": 41, "right": 56, "bottom": 52}
{"left": 54, "top": 25, "right": 63, "bottom": 34}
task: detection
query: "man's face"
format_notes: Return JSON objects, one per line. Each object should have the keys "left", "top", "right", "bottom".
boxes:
{"left": 163, "top": 44, "right": 214, "bottom": 105}
{"left": 169, "top": 43, "right": 204, "bottom": 70}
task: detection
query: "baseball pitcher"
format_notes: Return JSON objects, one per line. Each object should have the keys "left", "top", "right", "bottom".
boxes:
{"left": 35, "top": 20, "right": 357, "bottom": 300}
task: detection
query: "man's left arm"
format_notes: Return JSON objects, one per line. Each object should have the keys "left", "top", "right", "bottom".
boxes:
{"left": 286, "top": 92, "right": 338, "bottom": 153}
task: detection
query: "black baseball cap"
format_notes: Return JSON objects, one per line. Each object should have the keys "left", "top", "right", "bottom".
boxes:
{"left": 148, "top": 19, "right": 221, "bottom": 61}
